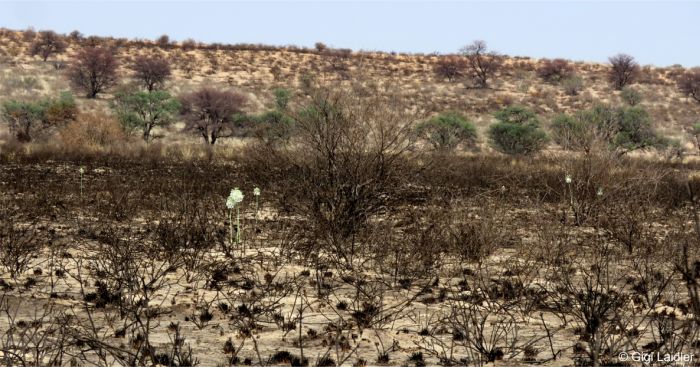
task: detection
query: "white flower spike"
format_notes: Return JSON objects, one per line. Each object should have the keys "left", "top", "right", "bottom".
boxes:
{"left": 565, "top": 175, "right": 572, "bottom": 184}
{"left": 226, "top": 188, "right": 244, "bottom": 209}
{"left": 253, "top": 187, "right": 261, "bottom": 197}
{"left": 79, "top": 167, "right": 85, "bottom": 174}
{"left": 597, "top": 188, "right": 603, "bottom": 197}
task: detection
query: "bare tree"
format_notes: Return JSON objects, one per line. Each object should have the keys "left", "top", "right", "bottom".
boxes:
{"left": 131, "top": 55, "right": 171, "bottom": 91}
{"left": 156, "top": 34, "right": 171, "bottom": 48}
{"left": 68, "top": 30, "right": 83, "bottom": 42}
{"left": 460, "top": 40, "right": 501, "bottom": 88}
{"left": 314, "top": 42, "right": 327, "bottom": 53}
{"left": 180, "top": 87, "right": 247, "bottom": 145}
{"left": 22, "top": 27, "right": 37, "bottom": 42}
{"left": 434, "top": 56, "right": 466, "bottom": 82}
{"left": 677, "top": 67, "right": 700, "bottom": 103}
{"left": 29, "top": 30, "right": 67, "bottom": 62}
{"left": 608, "top": 54, "right": 639, "bottom": 90}
{"left": 67, "top": 46, "right": 120, "bottom": 98}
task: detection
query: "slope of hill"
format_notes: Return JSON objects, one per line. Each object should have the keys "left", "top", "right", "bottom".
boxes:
{"left": 1, "top": 28, "right": 698, "bottom": 151}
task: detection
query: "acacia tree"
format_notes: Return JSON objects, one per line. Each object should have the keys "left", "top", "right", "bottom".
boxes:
{"left": 113, "top": 90, "right": 180, "bottom": 142}
{"left": 67, "top": 46, "right": 119, "bottom": 98}
{"left": 29, "top": 31, "right": 67, "bottom": 62}
{"left": 434, "top": 56, "right": 466, "bottom": 83}
{"left": 678, "top": 68, "right": 700, "bottom": 103}
{"left": 460, "top": 40, "right": 501, "bottom": 88}
{"left": 132, "top": 56, "right": 171, "bottom": 91}
{"left": 608, "top": 54, "right": 639, "bottom": 90}
{"left": 1, "top": 93, "right": 77, "bottom": 142}
{"left": 180, "top": 88, "right": 246, "bottom": 145}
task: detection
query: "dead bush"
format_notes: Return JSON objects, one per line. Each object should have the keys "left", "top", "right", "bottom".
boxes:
{"left": 0, "top": 217, "right": 40, "bottom": 279}
{"left": 546, "top": 232, "right": 632, "bottom": 367}
{"left": 434, "top": 56, "right": 466, "bottom": 82}
{"left": 537, "top": 59, "right": 574, "bottom": 83}
{"left": 56, "top": 112, "right": 129, "bottom": 152}
{"left": 608, "top": 54, "right": 639, "bottom": 90}
{"left": 243, "top": 84, "right": 420, "bottom": 267}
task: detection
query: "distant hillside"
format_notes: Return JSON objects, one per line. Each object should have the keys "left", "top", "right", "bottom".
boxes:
{"left": 1, "top": 28, "right": 698, "bottom": 151}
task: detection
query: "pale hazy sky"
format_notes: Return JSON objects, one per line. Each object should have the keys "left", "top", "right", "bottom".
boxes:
{"left": 1, "top": 1, "right": 698, "bottom": 67}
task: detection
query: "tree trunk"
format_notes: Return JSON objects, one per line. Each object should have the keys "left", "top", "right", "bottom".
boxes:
{"left": 143, "top": 126, "right": 152, "bottom": 143}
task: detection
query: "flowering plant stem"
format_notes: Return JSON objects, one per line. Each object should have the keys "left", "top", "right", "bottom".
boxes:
{"left": 254, "top": 196, "right": 259, "bottom": 226}
{"left": 237, "top": 206, "right": 243, "bottom": 255}
{"left": 229, "top": 209, "right": 234, "bottom": 254}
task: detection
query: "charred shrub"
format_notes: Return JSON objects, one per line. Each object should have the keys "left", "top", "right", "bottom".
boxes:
{"left": 242, "top": 85, "right": 419, "bottom": 264}
{"left": 0, "top": 219, "right": 40, "bottom": 279}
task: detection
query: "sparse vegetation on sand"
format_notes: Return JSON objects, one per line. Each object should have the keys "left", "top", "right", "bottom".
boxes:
{"left": 1, "top": 28, "right": 700, "bottom": 366}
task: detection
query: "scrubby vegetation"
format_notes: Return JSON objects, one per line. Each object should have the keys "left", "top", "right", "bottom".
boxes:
{"left": 488, "top": 105, "right": 548, "bottom": 155}
{"left": 416, "top": 111, "right": 476, "bottom": 151}
{"left": 1, "top": 27, "right": 700, "bottom": 367}
{"left": 1, "top": 92, "right": 76, "bottom": 141}
{"left": 551, "top": 105, "right": 666, "bottom": 154}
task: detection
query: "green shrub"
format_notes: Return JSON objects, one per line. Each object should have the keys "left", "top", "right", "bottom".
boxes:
{"left": 613, "top": 106, "right": 664, "bottom": 152}
{"left": 562, "top": 76, "right": 584, "bottom": 96}
{"left": 692, "top": 122, "right": 700, "bottom": 136}
{"left": 416, "top": 111, "right": 477, "bottom": 150}
{"left": 112, "top": 90, "right": 180, "bottom": 142}
{"left": 272, "top": 88, "right": 291, "bottom": 110}
{"left": 230, "top": 87, "right": 296, "bottom": 144}
{"left": 249, "top": 109, "right": 295, "bottom": 143}
{"left": 299, "top": 72, "right": 316, "bottom": 93}
{"left": 551, "top": 113, "right": 596, "bottom": 152}
{"left": 493, "top": 105, "right": 538, "bottom": 125}
{"left": 44, "top": 92, "right": 79, "bottom": 125}
{"left": 488, "top": 106, "right": 548, "bottom": 155}
{"left": 228, "top": 108, "right": 295, "bottom": 144}
{"left": 1, "top": 92, "right": 77, "bottom": 142}
{"left": 552, "top": 105, "right": 665, "bottom": 155}
{"left": 620, "top": 87, "right": 642, "bottom": 106}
